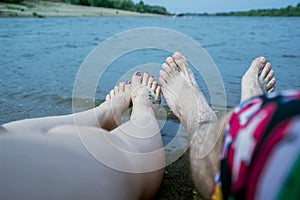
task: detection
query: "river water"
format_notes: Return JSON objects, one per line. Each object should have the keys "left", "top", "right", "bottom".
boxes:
{"left": 1, "top": 17, "right": 300, "bottom": 147}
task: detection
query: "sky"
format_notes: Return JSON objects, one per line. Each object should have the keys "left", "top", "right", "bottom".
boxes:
{"left": 132, "top": 0, "right": 299, "bottom": 14}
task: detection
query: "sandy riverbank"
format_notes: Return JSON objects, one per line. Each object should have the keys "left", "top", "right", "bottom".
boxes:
{"left": 0, "top": 1, "right": 167, "bottom": 18}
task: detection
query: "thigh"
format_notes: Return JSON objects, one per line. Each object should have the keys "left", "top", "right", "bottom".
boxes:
{"left": 0, "top": 127, "right": 142, "bottom": 200}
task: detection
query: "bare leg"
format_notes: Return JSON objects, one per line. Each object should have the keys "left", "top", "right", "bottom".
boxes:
{"left": 159, "top": 52, "right": 220, "bottom": 198}
{"left": 3, "top": 82, "right": 132, "bottom": 134}
{"left": 223, "top": 56, "right": 277, "bottom": 126}
{"left": 50, "top": 72, "right": 164, "bottom": 199}
{"left": 222, "top": 56, "right": 277, "bottom": 126}
{"left": 109, "top": 72, "right": 164, "bottom": 199}
{"left": 159, "top": 53, "right": 277, "bottom": 199}
{"left": 1, "top": 73, "right": 164, "bottom": 200}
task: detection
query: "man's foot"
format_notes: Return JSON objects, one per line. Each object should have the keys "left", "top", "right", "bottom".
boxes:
{"left": 96, "top": 81, "right": 132, "bottom": 131}
{"left": 241, "top": 56, "right": 276, "bottom": 102}
{"left": 131, "top": 72, "right": 161, "bottom": 121}
{"left": 159, "top": 52, "right": 217, "bottom": 134}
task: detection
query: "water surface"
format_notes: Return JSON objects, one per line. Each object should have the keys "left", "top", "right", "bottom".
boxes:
{"left": 1, "top": 17, "right": 300, "bottom": 145}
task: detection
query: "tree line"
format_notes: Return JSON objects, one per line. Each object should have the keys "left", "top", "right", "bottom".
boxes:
{"left": 216, "top": 3, "right": 300, "bottom": 17}
{"left": 1, "top": 0, "right": 169, "bottom": 15}
{"left": 67, "top": 0, "right": 169, "bottom": 15}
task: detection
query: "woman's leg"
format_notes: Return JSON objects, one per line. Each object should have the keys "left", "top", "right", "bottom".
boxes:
{"left": 3, "top": 82, "right": 132, "bottom": 134}
{"left": 1, "top": 72, "right": 164, "bottom": 200}
{"left": 108, "top": 72, "right": 164, "bottom": 199}
{"left": 41, "top": 72, "right": 164, "bottom": 200}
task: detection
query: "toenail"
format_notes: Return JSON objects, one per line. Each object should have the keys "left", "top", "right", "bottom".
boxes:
{"left": 259, "top": 57, "right": 266, "bottom": 62}
{"left": 166, "top": 57, "right": 173, "bottom": 62}
{"left": 173, "top": 54, "right": 180, "bottom": 59}
{"left": 126, "top": 80, "right": 131, "bottom": 84}
{"left": 135, "top": 72, "right": 141, "bottom": 76}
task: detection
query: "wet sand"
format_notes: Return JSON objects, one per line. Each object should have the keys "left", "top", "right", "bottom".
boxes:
{"left": 155, "top": 151, "right": 203, "bottom": 200}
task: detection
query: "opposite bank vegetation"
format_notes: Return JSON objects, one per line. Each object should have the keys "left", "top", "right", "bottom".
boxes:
{"left": 2, "top": 0, "right": 170, "bottom": 15}
{"left": 179, "top": 3, "right": 300, "bottom": 17}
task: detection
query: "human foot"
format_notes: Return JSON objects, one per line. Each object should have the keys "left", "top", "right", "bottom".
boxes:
{"left": 96, "top": 81, "right": 132, "bottom": 131}
{"left": 259, "top": 60, "right": 276, "bottom": 93}
{"left": 130, "top": 72, "right": 161, "bottom": 121}
{"left": 159, "top": 52, "right": 217, "bottom": 134}
{"left": 241, "top": 56, "right": 276, "bottom": 102}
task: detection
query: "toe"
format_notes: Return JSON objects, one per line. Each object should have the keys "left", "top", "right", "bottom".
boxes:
{"left": 166, "top": 57, "right": 178, "bottom": 72}
{"left": 110, "top": 89, "right": 115, "bottom": 97}
{"left": 156, "top": 86, "right": 161, "bottom": 97}
{"left": 173, "top": 52, "right": 186, "bottom": 60}
{"left": 155, "top": 86, "right": 161, "bottom": 103}
{"left": 159, "top": 69, "right": 169, "bottom": 84}
{"left": 162, "top": 63, "right": 174, "bottom": 76}
{"left": 268, "top": 86, "right": 275, "bottom": 93}
{"left": 126, "top": 80, "right": 131, "bottom": 85}
{"left": 159, "top": 76, "right": 167, "bottom": 86}
{"left": 119, "top": 82, "right": 125, "bottom": 92}
{"left": 142, "top": 72, "right": 150, "bottom": 86}
{"left": 258, "top": 56, "right": 267, "bottom": 63}
{"left": 132, "top": 72, "right": 143, "bottom": 88}
{"left": 260, "top": 62, "right": 271, "bottom": 80}
{"left": 151, "top": 81, "right": 158, "bottom": 92}
{"left": 173, "top": 52, "right": 186, "bottom": 59}
{"left": 114, "top": 85, "right": 119, "bottom": 94}
{"left": 106, "top": 94, "right": 110, "bottom": 101}
{"left": 125, "top": 80, "right": 131, "bottom": 92}
{"left": 266, "top": 77, "right": 276, "bottom": 92}
{"left": 264, "top": 69, "right": 274, "bottom": 83}
{"left": 251, "top": 56, "right": 267, "bottom": 73}
{"left": 148, "top": 76, "right": 154, "bottom": 89}
{"left": 173, "top": 52, "right": 189, "bottom": 76}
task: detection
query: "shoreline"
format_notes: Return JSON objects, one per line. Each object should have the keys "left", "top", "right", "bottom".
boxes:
{"left": 0, "top": 1, "right": 167, "bottom": 18}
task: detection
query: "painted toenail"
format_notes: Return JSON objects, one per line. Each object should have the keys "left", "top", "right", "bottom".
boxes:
{"left": 126, "top": 80, "right": 131, "bottom": 84}
{"left": 135, "top": 72, "right": 141, "bottom": 76}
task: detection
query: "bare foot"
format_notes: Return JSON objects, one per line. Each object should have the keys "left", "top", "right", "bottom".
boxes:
{"left": 159, "top": 52, "right": 217, "bottom": 134}
{"left": 131, "top": 72, "right": 161, "bottom": 121}
{"left": 259, "top": 60, "right": 276, "bottom": 93}
{"left": 96, "top": 81, "right": 132, "bottom": 131}
{"left": 241, "top": 56, "right": 276, "bottom": 102}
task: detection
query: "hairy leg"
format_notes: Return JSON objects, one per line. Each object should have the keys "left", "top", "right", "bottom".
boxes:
{"left": 159, "top": 52, "right": 221, "bottom": 198}
{"left": 159, "top": 53, "right": 277, "bottom": 199}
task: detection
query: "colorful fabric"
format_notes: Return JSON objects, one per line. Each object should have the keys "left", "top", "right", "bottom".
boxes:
{"left": 213, "top": 90, "right": 300, "bottom": 200}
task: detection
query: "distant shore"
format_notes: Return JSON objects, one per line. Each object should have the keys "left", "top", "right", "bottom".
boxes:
{"left": 177, "top": 3, "right": 300, "bottom": 17}
{"left": 0, "top": 1, "right": 166, "bottom": 18}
